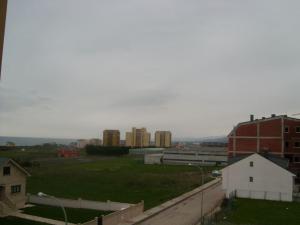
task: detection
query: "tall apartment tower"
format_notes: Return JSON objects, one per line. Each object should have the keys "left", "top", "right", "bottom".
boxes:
{"left": 103, "top": 130, "right": 120, "bottom": 146}
{"left": 155, "top": 131, "right": 172, "bottom": 148}
{"left": 126, "top": 127, "right": 150, "bottom": 148}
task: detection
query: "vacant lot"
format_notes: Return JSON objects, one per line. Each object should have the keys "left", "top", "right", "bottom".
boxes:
{"left": 22, "top": 204, "right": 110, "bottom": 224}
{"left": 223, "top": 198, "right": 300, "bottom": 225}
{"left": 0, "top": 150, "right": 217, "bottom": 224}
{"left": 26, "top": 156, "right": 213, "bottom": 209}
{"left": 0, "top": 217, "right": 47, "bottom": 225}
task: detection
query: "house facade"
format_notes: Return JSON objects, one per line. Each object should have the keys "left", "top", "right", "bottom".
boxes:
{"left": 222, "top": 153, "right": 295, "bottom": 202}
{"left": 228, "top": 114, "right": 300, "bottom": 182}
{"left": 0, "top": 158, "right": 30, "bottom": 216}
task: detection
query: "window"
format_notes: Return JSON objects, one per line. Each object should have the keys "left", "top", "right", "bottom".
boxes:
{"left": 3, "top": 166, "right": 10, "bottom": 176}
{"left": 249, "top": 177, "right": 254, "bottom": 182}
{"left": 250, "top": 161, "right": 254, "bottom": 167}
{"left": 285, "top": 141, "right": 289, "bottom": 148}
{"left": 296, "top": 127, "right": 300, "bottom": 133}
{"left": 11, "top": 185, "right": 21, "bottom": 194}
{"left": 285, "top": 126, "right": 289, "bottom": 133}
{"left": 294, "top": 157, "right": 300, "bottom": 163}
{"left": 295, "top": 142, "right": 300, "bottom": 148}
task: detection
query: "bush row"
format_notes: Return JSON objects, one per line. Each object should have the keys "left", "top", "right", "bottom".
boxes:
{"left": 85, "top": 145, "right": 129, "bottom": 156}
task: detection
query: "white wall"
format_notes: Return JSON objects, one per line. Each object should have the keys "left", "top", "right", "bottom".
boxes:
{"left": 27, "top": 195, "right": 133, "bottom": 211}
{"left": 144, "top": 154, "right": 163, "bottom": 164}
{"left": 222, "top": 154, "right": 295, "bottom": 202}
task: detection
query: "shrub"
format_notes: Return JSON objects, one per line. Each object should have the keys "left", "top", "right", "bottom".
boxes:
{"left": 85, "top": 145, "right": 129, "bottom": 156}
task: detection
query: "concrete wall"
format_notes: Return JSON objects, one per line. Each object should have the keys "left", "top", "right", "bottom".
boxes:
{"left": 28, "top": 195, "right": 132, "bottom": 211}
{"left": 0, "top": 161, "right": 27, "bottom": 209}
{"left": 222, "top": 154, "right": 295, "bottom": 202}
{"left": 101, "top": 201, "right": 144, "bottom": 225}
{"left": 79, "top": 218, "right": 98, "bottom": 225}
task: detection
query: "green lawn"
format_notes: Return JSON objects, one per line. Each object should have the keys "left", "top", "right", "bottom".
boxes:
{"left": 26, "top": 156, "right": 214, "bottom": 209}
{"left": 0, "top": 217, "right": 47, "bottom": 225}
{"left": 223, "top": 198, "right": 300, "bottom": 225}
{"left": 22, "top": 205, "right": 110, "bottom": 223}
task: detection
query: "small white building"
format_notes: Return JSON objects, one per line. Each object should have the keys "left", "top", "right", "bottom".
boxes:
{"left": 222, "top": 153, "right": 295, "bottom": 202}
{"left": 144, "top": 154, "right": 163, "bottom": 165}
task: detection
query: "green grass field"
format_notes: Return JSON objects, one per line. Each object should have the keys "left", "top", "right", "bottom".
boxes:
{"left": 22, "top": 205, "right": 111, "bottom": 223}
{"left": 0, "top": 217, "right": 47, "bottom": 225}
{"left": 26, "top": 156, "right": 213, "bottom": 209}
{"left": 0, "top": 149, "right": 217, "bottom": 224}
{"left": 222, "top": 198, "right": 300, "bottom": 225}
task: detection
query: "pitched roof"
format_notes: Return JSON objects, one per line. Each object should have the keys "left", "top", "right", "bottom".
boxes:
{"left": 225, "top": 153, "right": 295, "bottom": 176}
{"left": 0, "top": 157, "right": 31, "bottom": 176}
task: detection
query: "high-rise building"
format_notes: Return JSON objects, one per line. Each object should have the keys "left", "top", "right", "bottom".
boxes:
{"left": 103, "top": 130, "right": 120, "bottom": 146}
{"left": 126, "top": 127, "right": 150, "bottom": 147}
{"left": 155, "top": 131, "right": 172, "bottom": 148}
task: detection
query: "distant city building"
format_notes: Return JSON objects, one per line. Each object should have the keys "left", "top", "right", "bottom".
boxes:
{"left": 126, "top": 127, "right": 150, "bottom": 148}
{"left": 77, "top": 139, "right": 101, "bottom": 149}
{"left": 103, "top": 130, "right": 120, "bottom": 146}
{"left": 89, "top": 138, "right": 102, "bottom": 146}
{"left": 77, "top": 139, "right": 89, "bottom": 149}
{"left": 155, "top": 131, "right": 172, "bottom": 148}
{"left": 120, "top": 140, "right": 126, "bottom": 147}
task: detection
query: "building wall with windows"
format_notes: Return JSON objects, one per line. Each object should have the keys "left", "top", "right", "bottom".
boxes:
{"left": 125, "top": 127, "right": 150, "bottom": 148}
{"left": 155, "top": 131, "right": 172, "bottom": 148}
{"left": 222, "top": 153, "right": 295, "bottom": 202}
{"left": 0, "top": 158, "right": 30, "bottom": 213}
{"left": 103, "top": 130, "right": 120, "bottom": 146}
{"left": 228, "top": 115, "right": 300, "bottom": 179}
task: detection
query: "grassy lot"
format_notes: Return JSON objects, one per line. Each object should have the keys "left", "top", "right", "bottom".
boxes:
{"left": 0, "top": 148, "right": 57, "bottom": 162}
{"left": 222, "top": 198, "right": 300, "bottom": 225}
{"left": 22, "top": 205, "right": 111, "bottom": 223}
{"left": 0, "top": 217, "right": 47, "bottom": 225}
{"left": 26, "top": 156, "right": 215, "bottom": 209}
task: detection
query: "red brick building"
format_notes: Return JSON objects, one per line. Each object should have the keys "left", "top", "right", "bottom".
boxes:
{"left": 228, "top": 114, "right": 300, "bottom": 179}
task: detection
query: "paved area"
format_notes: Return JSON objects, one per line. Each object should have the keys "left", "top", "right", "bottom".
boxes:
{"left": 121, "top": 179, "right": 224, "bottom": 225}
{"left": 13, "top": 212, "right": 76, "bottom": 225}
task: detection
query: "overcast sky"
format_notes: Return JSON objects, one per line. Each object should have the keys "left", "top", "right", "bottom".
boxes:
{"left": 1, "top": 0, "right": 300, "bottom": 139}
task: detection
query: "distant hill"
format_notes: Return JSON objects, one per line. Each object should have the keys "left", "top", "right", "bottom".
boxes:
{"left": 0, "top": 136, "right": 77, "bottom": 146}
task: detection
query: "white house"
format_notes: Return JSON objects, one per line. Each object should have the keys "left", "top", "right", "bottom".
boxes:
{"left": 222, "top": 153, "right": 295, "bottom": 202}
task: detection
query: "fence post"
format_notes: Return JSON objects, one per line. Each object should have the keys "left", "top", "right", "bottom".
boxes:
{"left": 107, "top": 200, "right": 111, "bottom": 211}
{"left": 78, "top": 197, "right": 82, "bottom": 208}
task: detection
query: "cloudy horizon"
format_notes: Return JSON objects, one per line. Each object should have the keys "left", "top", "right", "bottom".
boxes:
{"left": 1, "top": 0, "right": 300, "bottom": 140}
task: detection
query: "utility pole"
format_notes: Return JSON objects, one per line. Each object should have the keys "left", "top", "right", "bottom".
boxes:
{"left": 0, "top": 0, "right": 8, "bottom": 78}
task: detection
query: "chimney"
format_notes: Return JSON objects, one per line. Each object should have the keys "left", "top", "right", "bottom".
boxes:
{"left": 262, "top": 117, "right": 266, "bottom": 120}
{"left": 250, "top": 114, "right": 254, "bottom": 121}
{"left": 271, "top": 114, "right": 276, "bottom": 118}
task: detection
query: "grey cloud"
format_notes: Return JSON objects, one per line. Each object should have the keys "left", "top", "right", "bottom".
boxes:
{"left": 1, "top": 0, "right": 300, "bottom": 138}
{"left": 109, "top": 89, "right": 178, "bottom": 110}
{"left": 0, "top": 87, "right": 53, "bottom": 113}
